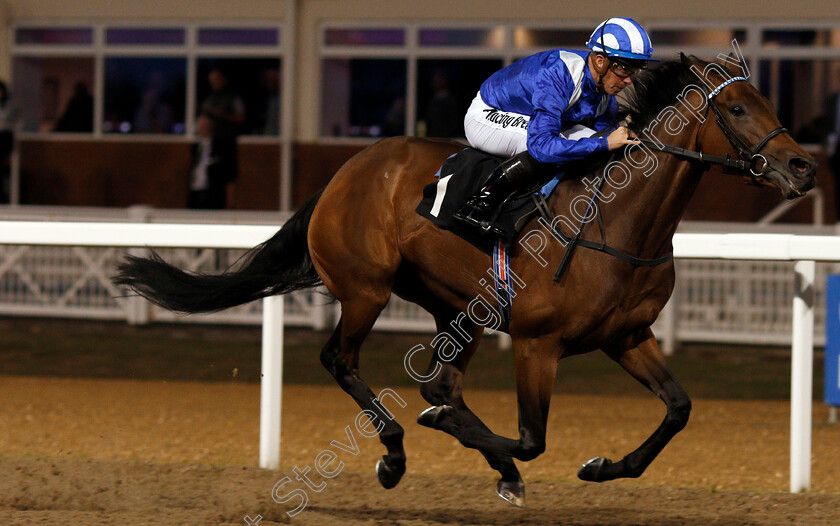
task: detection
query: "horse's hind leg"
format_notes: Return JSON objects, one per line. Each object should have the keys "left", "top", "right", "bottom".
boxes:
{"left": 416, "top": 313, "right": 524, "bottom": 506}
{"left": 320, "top": 298, "right": 407, "bottom": 489}
{"left": 578, "top": 328, "right": 691, "bottom": 482}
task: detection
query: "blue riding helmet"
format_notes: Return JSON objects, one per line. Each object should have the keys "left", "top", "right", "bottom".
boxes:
{"left": 586, "top": 17, "right": 658, "bottom": 62}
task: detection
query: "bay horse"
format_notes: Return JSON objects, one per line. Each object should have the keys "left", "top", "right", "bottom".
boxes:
{"left": 114, "top": 54, "right": 816, "bottom": 507}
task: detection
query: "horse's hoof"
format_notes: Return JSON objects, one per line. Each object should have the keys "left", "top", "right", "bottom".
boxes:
{"left": 577, "top": 456, "right": 612, "bottom": 482}
{"left": 375, "top": 458, "right": 404, "bottom": 489}
{"left": 417, "top": 405, "right": 452, "bottom": 429}
{"left": 496, "top": 479, "right": 525, "bottom": 507}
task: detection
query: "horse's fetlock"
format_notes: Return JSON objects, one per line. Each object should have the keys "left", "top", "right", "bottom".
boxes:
{"left": 515, "top": 439, "right": 545, "bottom": 461}
{"left": 379, "top": 425, "right": 405, "bottom": 445}
{"left": 621, "top": 458, "right": 645, "bottom": 479}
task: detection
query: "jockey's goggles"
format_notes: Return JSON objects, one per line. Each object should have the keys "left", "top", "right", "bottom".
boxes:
{"left": 608, "top": 58, "right": 647, "bottom": 79}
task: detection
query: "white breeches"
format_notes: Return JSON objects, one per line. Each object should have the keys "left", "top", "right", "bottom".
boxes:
{"left": 463, "top": 91, "right": 598, "bottom": 159}
{"left": 463, "top": 92, "right": 529, "bottom": 158}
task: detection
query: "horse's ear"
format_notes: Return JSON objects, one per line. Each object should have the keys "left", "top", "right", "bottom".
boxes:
{"left": 680, "top": 53, "right": 704, "bottom": 69}
{"left": 720, "top": 52, "right": 743, "bottom": 76}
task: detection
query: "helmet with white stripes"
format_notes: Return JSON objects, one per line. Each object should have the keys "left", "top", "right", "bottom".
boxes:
{"left": 586, "top": 18, "right": 657, "bottom": 62}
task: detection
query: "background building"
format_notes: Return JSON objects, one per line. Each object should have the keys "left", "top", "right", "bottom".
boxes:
{"left": 0, "top": 0, "right": 839, "bottom": 221}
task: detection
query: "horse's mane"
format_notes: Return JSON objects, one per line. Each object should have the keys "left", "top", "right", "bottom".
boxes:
{"left": 620, "top": 58, "right": 699, "bottom": 132}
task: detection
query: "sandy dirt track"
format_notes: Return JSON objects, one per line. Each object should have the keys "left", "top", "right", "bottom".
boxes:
{"left": 1, "top": 377, "right": 840, "bottom": 525}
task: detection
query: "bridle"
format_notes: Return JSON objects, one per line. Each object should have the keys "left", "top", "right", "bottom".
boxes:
{"left": 546, "top": 69, "right": 793, "bottom": 281}
{"left": 705, "top": 76, "right": 789, "bottom": 180}
{"left": 639, "top": 76, "right": 790, "bottom": 180}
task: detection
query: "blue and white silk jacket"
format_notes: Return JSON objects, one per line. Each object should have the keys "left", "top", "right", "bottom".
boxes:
{"left": 479, "top": 49, "right": 618, "bottom": 164}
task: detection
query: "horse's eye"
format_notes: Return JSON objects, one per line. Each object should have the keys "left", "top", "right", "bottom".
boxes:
{"left": 729, "top": 105, "right": 745, "bottom": 117}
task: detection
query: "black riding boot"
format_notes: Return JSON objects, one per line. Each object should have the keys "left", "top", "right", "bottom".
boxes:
{"left": 453, "top": 151, "right": 545, "bottom": 235}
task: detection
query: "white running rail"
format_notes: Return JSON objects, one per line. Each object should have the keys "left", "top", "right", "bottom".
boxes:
{"left": 0, "top": 220, "right": 837, "bottom": 492}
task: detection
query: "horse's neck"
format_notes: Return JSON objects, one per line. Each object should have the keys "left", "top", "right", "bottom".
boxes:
{"left": 568, "top": 120, "right": 704, "bottom": 259}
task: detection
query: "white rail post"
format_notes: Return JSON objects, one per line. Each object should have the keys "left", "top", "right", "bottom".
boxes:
{"left": 790, "top": 259, "right": 815, "bottom": 493}
{"left": 259, "top": 294, "right": 284, "bottom": 469}
{"left": 126, "top": 206, "right": 153, "bottom": 325}
{"left": 310, "top": 290, "right": 328, "bottom": 331}
{"left": 660, "top": 281, "right": 679, "bottom": 356}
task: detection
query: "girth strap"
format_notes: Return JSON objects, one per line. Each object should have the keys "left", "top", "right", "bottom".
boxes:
{"left": 530, "top": 190, "right": 674, "bottom": 283}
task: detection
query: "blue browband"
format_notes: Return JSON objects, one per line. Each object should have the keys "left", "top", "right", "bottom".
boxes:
{"left": 708, "top": 76, "right": 748, "bottom": 99}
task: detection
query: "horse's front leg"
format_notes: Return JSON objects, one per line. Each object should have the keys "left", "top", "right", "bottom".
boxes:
{"left": 417, "top": 333, "right": 560, "bottom": 507}
{"left": 578, "top": 328, "right": 691, "bottom": 482}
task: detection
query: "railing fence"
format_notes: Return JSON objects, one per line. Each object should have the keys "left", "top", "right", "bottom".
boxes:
{"left": 2, "top": 207, "right": 839, "bottom": 493}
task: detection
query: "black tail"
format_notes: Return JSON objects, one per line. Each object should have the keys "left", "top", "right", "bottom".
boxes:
{"left": 113, "top": 189, "right": 324, "bottom": 314}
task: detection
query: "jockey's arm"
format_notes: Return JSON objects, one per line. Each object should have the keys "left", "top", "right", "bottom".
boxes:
{"left": 527, "top": 110, "right": 609, "bottom": 163}
{"left": 526, "top": 67, "right": 609, "bottom": 164}
{"left": 592, "top": 97, "right": 619, "bottom": 132}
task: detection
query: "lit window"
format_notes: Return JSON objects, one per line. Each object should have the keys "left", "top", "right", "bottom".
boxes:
{"left": 103, "top": 57, "right": 186, "bottom": 134}
{"left": 106, "top": 27, "right": 186, "bottom": 46}
{"left": 321, "top": 59, "right": 406, "bottom": 137}
{"left": 419, "top": 28, "right": 504, "bottom": 48}
{"left": 16, "top": 27, "right": 93, "bottom": 45}
{"left": 415, "top": 59, "right": 502, "bottom": 138}
{"left": 762, "top": 29, "right": 840, "bottom": 47}
{"left": 196, "top": 58, "right": 282, "bottom": 136}
{"left": 324, "top": 28, "right": 405, "bottom": 46}
{"left": 650, "top": 29, "right": 747, "bottom": 47}
{"left": 198, "top": 28, "right": 280, "bottom": 46}
{"left": 514, "top": 28, "right": 592, "bottom": 49}
{"left": 14, "top": 56, "right": 95, "bottom": 132}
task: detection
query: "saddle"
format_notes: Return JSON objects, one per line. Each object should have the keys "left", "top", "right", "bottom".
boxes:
{"left": 415, "top": 148, "right": 558, "bottom": 256}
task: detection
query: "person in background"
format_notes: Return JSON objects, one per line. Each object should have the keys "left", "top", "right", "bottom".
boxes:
{"left": 201, "top": 68, "right": 246, "bottom": 139}
{"left": 54, "top": 82, "right": 94, "bottom": 133}
{"left": 188, "top": 114, "right": 237, "bottom": 210}
{"left": 261, "top": 68, "right": 281, "bottom": 135}
{"left": 423, "top": 71, "right": 462, "bottom": 138}
{"left": 133, "top": 88, "right": 175, "bottom": 134}
{"left": 199, "top": 68, "right": 244, "bottom": 189}
{"left": 0, "top": 80, "right": 19, "bottom": 204}
{"left": 382, "top": 97, "right": 406, "bottom": 137}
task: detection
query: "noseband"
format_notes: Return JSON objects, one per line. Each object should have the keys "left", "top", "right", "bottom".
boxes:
{"left": 640, "top": 76, "right": 790, "bottom": 179}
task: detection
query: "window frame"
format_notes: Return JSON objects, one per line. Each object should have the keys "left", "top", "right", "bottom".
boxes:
{"left": 319, "top": 19, "right": 840, "bottom": 147}
{"left": 11, "top": 20, "right": 286, "bottom": 142}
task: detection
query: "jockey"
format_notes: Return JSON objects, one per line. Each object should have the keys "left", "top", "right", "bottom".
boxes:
{"left": 454, "top": 17, "right": 659, "bottom": 234}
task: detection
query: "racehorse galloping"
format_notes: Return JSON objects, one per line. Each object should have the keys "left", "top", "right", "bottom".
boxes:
{"left": 114, "top": 55, "right": 816, "bottom": 507}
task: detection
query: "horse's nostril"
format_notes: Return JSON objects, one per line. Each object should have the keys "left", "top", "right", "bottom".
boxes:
{"left": 789, "top": 157, "right": 812, "bottom": 177}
